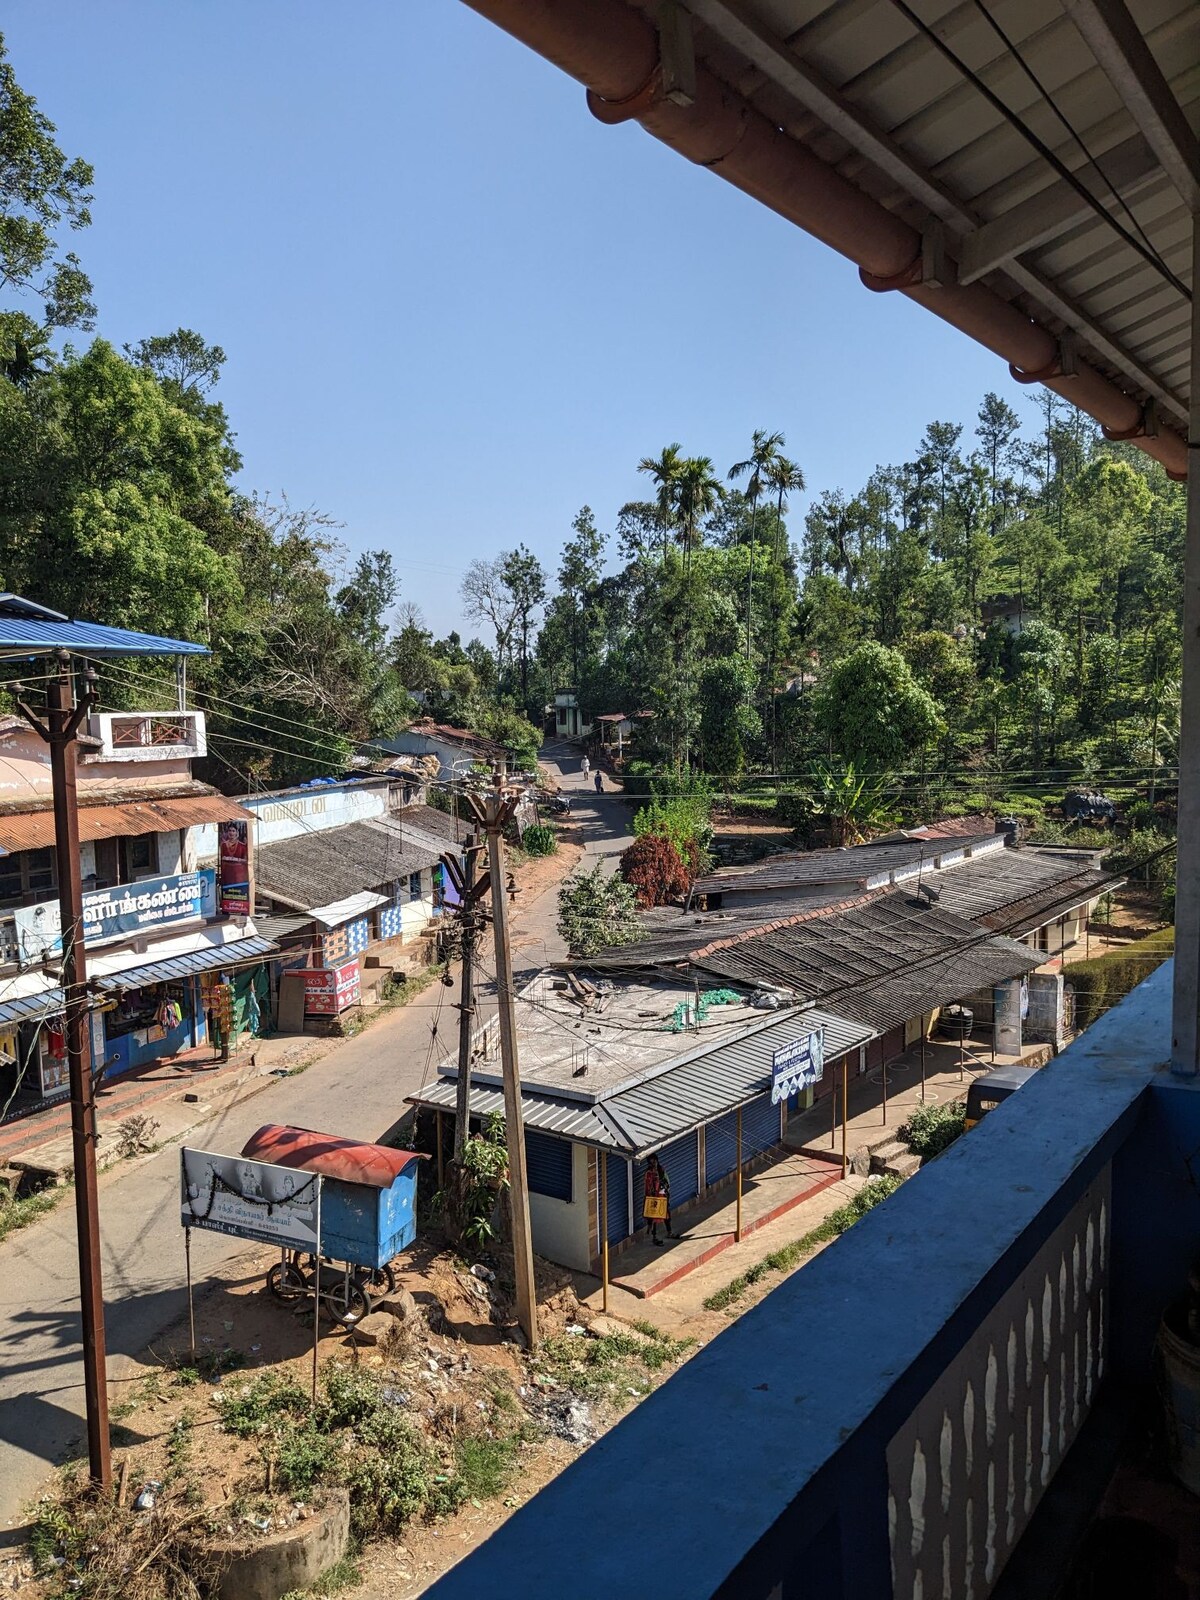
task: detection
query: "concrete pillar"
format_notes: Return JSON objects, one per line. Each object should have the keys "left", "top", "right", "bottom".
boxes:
{"left": 994, "top": 979, "right": 1023, "bottom": 1056}
{"left": 1172, "top": 214, "right": 1200, "bottom": 1077}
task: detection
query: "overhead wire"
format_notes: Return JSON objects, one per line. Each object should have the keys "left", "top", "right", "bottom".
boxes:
{"left": 886, "top": 0, "right": 1190, "bottom": 300}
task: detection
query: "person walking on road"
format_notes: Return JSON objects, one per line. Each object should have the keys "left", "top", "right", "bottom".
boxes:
{"left": 580, "top": 754, "right": 590, "bottom": 784}
{"left": 594, "top": 770, "right": 604, "bottom": 794}
{"left": 643, "top": 1154, "right": 672, "bottom": 1245}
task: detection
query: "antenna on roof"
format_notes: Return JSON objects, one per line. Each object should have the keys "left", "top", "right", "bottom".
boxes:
{"left": 918, "top": 880, "right": 941, "bottom": 907}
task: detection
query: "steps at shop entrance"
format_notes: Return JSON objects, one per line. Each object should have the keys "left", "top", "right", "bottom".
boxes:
{"left": 868, "top": 1140, "right": 923, "bottom": 1179}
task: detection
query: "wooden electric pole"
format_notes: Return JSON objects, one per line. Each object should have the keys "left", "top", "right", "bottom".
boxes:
{"left": 12, "top": 654, "right": 111, "bottom": 1488}
{"left": 480, "top": 769, "right": 539, "bottom": 1351}
{"left": 451, "top": 835, "right": 483, "bottom": 1161}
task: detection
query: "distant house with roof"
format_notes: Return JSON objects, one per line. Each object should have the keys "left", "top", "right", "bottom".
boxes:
{"left": 375, "top": 719, "right": 507, "bottom": 781}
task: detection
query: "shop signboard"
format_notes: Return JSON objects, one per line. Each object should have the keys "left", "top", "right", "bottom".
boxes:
{"left": 13, "top": 871, "right": 206, "bottom": 965}
{"left": 301, "top": 960, "right": 361, "bottom": 1015}
{"left": 180, "top": 1147, "right": 321, "bottom": 1249}
{"left": 218, "top": 820, "right": 251, "bottom": 915}
{"left": 771, "top": 1027, "right": 825, "bottom": 1105}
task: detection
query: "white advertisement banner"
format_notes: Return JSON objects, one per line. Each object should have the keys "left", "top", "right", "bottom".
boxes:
{"left": 180, "top": 1147, "right": 321, "bottom": 1250}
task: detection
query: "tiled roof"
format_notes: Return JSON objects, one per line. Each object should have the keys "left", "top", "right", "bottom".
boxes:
{"left": 692, "top": 834, "right": 1002, "bottom": 897}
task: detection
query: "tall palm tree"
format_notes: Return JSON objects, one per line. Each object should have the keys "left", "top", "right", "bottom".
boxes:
{"left": 765, "top": 453, "right": 806, "bottom": 767}
{"left": 730, "top": 429, "right": 785, "bottom": 669}
{"left": 638, "top": 443, "right": 684, "bottom": 562}
{"left": 674, "top": 455, "right": 724, "bottom": 571}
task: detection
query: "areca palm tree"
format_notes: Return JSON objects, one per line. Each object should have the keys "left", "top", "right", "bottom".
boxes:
{"left": 730, "top": 429, "right": 785, "bottom": 668}
{"left": 673, "top": 455, "right": 724, "bottom": 571}
{"left": 637, "top": 443, "right": 684, "bottom": 562}
{"left": 765, "top": 453, "right": 807, "bottom": 764}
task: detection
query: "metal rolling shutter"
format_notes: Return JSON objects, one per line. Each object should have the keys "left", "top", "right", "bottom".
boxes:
{"left": 604, "top": 1153, "right": 629, "bottom": 1244}
{"left": 524, "top": 1129, "right": 572, "bottom": 1201}
{"left": 740, "top": 1093, "right": 783, "bottom": 1160}
{"left": 634, "top": 1132, "right": 699, "bottom": 1226}
{"left": 704, "top": 1109, "right": 739, "bottom": 1186}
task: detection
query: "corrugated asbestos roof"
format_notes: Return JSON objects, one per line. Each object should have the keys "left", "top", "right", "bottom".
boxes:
{"left": 692, "top": 834, "right": 1002, "bottom": 896}
{"left": 0, "top": 793, "right": 252, "bottom": 853}
{"left": 832, "top": 938, "right": 1042, "bottom": 1035}
{"left": 411, "top": 1005, "right": 873, "bottom": 1156}
{"left": 255, "top": 816, "right": 446, "bottom": 912}
{"left": 930, "top": 850, "right": 1110, "bottom": 931}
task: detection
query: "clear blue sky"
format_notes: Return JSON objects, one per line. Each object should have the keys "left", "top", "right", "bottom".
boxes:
{"left": 5, "top": 0, "right": 1040, "bottom": 638}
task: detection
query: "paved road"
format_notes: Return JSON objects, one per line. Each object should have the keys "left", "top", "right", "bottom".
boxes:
{"left": 0, "top": 744, "right": 631, "bottom": 1527}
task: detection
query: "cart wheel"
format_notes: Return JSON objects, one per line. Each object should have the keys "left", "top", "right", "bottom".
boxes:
{"left": 328, "top": 1281, "right": 372, "bottom": 1327}
{"left": 267, "top": 1261, "right": 306, "bottom": 1299}
{"left": 369, "top": 1264, "right": 397, "bottom": 1296}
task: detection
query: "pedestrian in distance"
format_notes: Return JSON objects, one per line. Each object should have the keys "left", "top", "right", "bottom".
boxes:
{"left": 581, "top": 754, "right": 590, "bottom": 783}
{"left": 643, "top": 1153, "right": 673, "bottom": 1245}
{"left": 594, "top": 770, "right": 604, "bottom": 794}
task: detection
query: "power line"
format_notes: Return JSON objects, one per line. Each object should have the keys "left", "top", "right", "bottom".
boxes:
{"left": 887, "top": 0, "right": 1190, "bottom": 301}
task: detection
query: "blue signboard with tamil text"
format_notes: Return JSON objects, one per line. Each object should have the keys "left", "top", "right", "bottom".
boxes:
{"left": 771, "top": 1027, "right": 825, "bottom": 1105}
{"left": 14, "top": 871, "right": 207, "bottom": 965}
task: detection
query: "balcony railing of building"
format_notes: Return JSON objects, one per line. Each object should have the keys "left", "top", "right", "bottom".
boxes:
{"left": 424, "top": 962, "right": 1196, "bottom": 1600}
{"left": 85, "top": 710, "right": 206, "bottom": 762}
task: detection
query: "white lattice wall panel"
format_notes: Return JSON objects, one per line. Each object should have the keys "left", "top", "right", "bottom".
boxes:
{"left": 887, "top": 1169, "right": 1109, "bottom": 1600}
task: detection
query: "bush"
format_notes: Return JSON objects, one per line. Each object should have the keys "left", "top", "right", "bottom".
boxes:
{"left": 1068, "top": 926, "right": 1175, "bottom": 1030}
{"left": 902, "top": 1101, "right": 966, "bottom": 1159}
{"left": 775, "top": 790, "right": 815, "bottom": 840}
{"left": 620, "top": 833, "right": 690, "bottom": 908}
{"left": 522, "top": 823, "right": 558, "bottom": 857}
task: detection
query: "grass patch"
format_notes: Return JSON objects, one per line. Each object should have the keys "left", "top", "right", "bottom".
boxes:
{"left": 703, "top": 1176, "right": 903, "bottom": 1312}
{"left": 0, "top": 1181, "right": 67, "bottom": 1245}
{"left": 340, "top": 965, "right": 440, "bottom": 1037}
{"left": 536, "top": 1325, "right": 693, "bottom": 1399}
{"left": 281, "top": 1554, "right": 363, "bottom": 1599}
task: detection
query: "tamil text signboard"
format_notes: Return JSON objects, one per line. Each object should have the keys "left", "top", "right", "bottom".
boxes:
{"left": 15, "top": 871, "right": 206, "bottom": 965}
{"left": 180, "top": 1147, "right": 321, "bottom": 1249}
{"left": 302, "top": 960, "right": 362, "bottom": 1015}
{"left": 772, "top": 1027, "right": 825, "bottom": 1105}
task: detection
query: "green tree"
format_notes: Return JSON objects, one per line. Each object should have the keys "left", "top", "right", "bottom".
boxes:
{"left": 814, "top": 641, "right": 941, "bottom": 771}
{"left": 557, "top": 864, "right": 642, "bottom": 958}
{"left": 699, "top": 655, "right": 760, "bottom": 776}
{"left": 729, "top": 428, "right": 784, "bottom": 666}
{"left": 0, "top": 31, "right": 95, "bottom": 331}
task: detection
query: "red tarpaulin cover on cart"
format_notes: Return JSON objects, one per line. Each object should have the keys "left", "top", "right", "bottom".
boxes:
{"left": 240, "top": 1123, "right": 426, "bottom": 1190}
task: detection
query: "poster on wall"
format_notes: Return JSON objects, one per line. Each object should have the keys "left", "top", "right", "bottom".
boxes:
{"left": 302, "top": 961, "right": 361, "bottom": 1015}
{"left": 771, "top": 1027, "right": 825, "bottom": 1105}
{"left": 180, "top": 1147, "right": 321, "bottom": 1248}
{"left": 13, "top": 873, "right": 206, "bottom": 964}
{"left": 218, "top": 820, "right": 251, "bottom": 915}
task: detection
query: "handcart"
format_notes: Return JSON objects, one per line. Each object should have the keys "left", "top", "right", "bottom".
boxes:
{"left": 239, "top": 1123, "right": 428, "bottom": 1328}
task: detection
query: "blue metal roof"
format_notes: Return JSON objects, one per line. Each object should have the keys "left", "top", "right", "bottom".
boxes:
{"left": 0, "top": 595, "right": 208, "bottom": 659}
{"left": 0, "top": 936, "right": 276, "bottom": 1027}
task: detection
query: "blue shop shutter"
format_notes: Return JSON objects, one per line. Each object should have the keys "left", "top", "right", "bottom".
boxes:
{"left": 524, "top": 1129, "right": 572, "bottom": 1201}
{"left": 634, "top": 1132, "right": 699, "bottom": 1226}
{"left": 704, "top": 1109, "right": 739, "bottom": 1186}
{"left": 605, "top": 1153, "right": 629, "bottom": 1244}
{"left": 741, "top": 1093, "right": 783, "bottom": 1160}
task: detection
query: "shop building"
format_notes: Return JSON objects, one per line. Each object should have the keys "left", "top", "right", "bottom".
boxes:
{"left": 241, "top": 779, "right": 469, "bottom": 1031}
{"left": 0, "top": 709, "right": 273, "bottom": 1121}
{"left": 410, "top": 974, "right": 874, "bottom": 1272}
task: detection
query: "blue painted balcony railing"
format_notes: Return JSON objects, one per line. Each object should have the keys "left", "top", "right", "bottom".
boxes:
{"left": 425, "top": 962, "right": 1199, "bottom": 1600}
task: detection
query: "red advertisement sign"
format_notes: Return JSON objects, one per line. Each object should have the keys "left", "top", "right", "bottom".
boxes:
{"left": 302, "top": 961, "right": 361, "bottom": 1015}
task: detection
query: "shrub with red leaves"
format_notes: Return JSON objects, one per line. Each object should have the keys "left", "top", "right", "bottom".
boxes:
{"left": 620, "top": 833, "right": 690, "bottom": 908}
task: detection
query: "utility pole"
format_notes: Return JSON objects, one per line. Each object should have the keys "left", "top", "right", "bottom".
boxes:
{"left": 446, "top": 834, "right": 486, "bottom": 1161}
{"left": 12, "top": 653, "right": 111, "bottom": 1489}
{"left": 481, "top": 769, "right": 539, "bottom": 1351}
